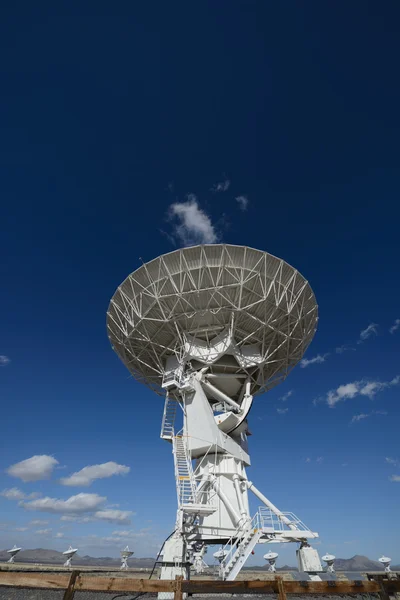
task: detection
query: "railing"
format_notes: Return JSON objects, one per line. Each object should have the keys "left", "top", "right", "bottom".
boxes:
{"left": 0, "top": 571, "right": 398, "bottom": 600}
{"left": 259, "top": 506, "right": 312, "bottom": 532}
{"left": 219, "top": 511, "right": 260, "bottom": 576}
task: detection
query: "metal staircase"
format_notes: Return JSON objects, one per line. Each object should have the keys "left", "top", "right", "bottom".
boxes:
{"left": 218, "top": 512, "right": 263, "bottom": 580}
{"left": 160, "top": 395, "right": 178, "bottom": 440}
{"left": 173, "top": 434, "right": 197, "bottom": 507}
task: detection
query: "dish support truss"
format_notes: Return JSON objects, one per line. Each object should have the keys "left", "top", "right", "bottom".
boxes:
{"left": 157, "top": 371, "right": 322, "bottom": 598}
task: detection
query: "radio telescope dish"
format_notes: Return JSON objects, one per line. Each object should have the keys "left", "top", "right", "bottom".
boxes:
{"left": 7, "top": 545, "right": 21, "bottom": 563}
{"left": 322, "top": 553, "right": 335, "bottom": 573}
{"left": 379, "top": 556, "right": 391, "bottom": 572}
{"left": 107, "top": 245, "right": 317, "bottom": 399}
{"left": 108, "top": 244, "right": 321, "bottom": 586}
{"left": 63, "top": 546, "right": 77, "bottom": 567}
{"left": 264, "top": 551, "right": 278, "bottom": 572}
{"left": 120, "top": 545, "right": 134, "bottom": 570}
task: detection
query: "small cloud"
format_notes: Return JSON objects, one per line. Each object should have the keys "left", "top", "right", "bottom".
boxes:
{"left": 385, "top": 457, "right": 399, "bottom": 467}
{"left": 279, "top": 390, "right": 293, "bottom": 402}
{"left": 389, "top": 475, "right": 400, "bottom": 482}
{"left": 335, "top": 345, "right": 355, "bottom": 354}
{"left": 342, "top": 463, "right": 348, "bottom": 467}
{"left": 351, "top": 410, "right": 387, "bottom": 423}
{"left": 300, "top": 354, "right": 329, "bottom": 368}
{"left": 235, "top": 195, "right": 249, "bottom": 211}
{"left": 21, "top": 492, "right": 106, "bottom": 514}
{"left": 36, "top": 528, "right": 52, "bottom": 535}
{"left": 305, "top": 458, "right": 311, "bottom": 463}
{"left": 1, "top": 488, "right": 40, "bottom": 501}
{"left": 277, "top": 407, "right": 289, "bottom": 415}
{"left": 60, "top": 515, "right": 94, "bottom": 523}
{"left": 0, "top": 355, "right": 10, "bottom": 366}
{"left": 55, "top": 532, "right": 64, "bottom": 538}
{"left": 7, "top": 455, "right": 59, "bottom": 482}
{"left": 358, "top": 323, "right": 378, "bottom": 343}
{"left": 60, "top": 462, "right": 130, "bottom": 487}
{"left": 344, "top": 540, "right": 358, "bottom": 545}
{"left": 316, "top": 457, "right": 324, "bottom": 464}
{"left": 325, "top": 376, "right": 399, "bottom": 407}
{"left": 93, "top": 509, "right": 133, "bottom": 525}
{"left": 168, "top": 196, "right": 218, "bottom": 246}
{"left": 211, "top": 178, "right": 230, "bottom": 193}
{"left": 15, "top": 527, "right": 28, "bottom": 532}
{"left": 389, "top": 319, "right": 400, "bottom": 334}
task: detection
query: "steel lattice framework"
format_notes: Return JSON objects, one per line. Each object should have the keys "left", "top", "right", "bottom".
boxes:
{"left": 107, "top": 244, "right": 318, "bottom": 398}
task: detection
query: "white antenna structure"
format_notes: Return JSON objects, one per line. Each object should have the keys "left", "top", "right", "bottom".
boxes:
{"left": 7, "top": 545, "right": 22, "bottom": 564}
{"left": 322, "top": 553, "right": 336, "bottom": 573}
{"left": 120, "top": 546, "right": 134, "bottom": 570}
{"left": 62, "top": 546, "right": 78, "bottom": 568}
{"left": 379, "top": 556, "right": 392, "bottom": 572}
{"left": 107, "top": 244, "right": 324, "bottom": 592}
{"left": 264, "top": 551, "right": 279, "bottom": 572}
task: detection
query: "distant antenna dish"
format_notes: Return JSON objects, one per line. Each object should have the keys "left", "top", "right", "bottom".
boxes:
{"left": 62, "top": 546, "right": 78, "bottom": 568}
{"left": 7, "top": 545, "right": 22, "bottom": 564}
{"left": 264, "top": 551, "right": 278, "bottom": 572}
{"left": 120, "top": 545, "right": 134, "bottom": 570}
{"left": 379, "top": 555, "right": 392, "bottom": 572}
{"left": 108, "top": 244, "right": 321, "bottom": 583}
{"left": 213, "top": 548, "right": 228, "bottom": 564}
{"left": 322, "top": 553, "right": 336, "bottom": 573}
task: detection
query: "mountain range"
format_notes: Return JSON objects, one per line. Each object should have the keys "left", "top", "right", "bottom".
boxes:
{"left": 0, "top": 550, "right": 398, "bottom": 571}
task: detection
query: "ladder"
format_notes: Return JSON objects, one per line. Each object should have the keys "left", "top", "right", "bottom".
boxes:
{"left": 160, "top": 396, "right": 178, "bottom": 440}
{"left": 173, "top": 435, "right": 197, "bottom": 507}
{"left": 218, "top": 513, "right": 263, "bottom": 580}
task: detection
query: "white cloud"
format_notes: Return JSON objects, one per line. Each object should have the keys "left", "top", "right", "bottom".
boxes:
{"left": 21, "top": 492, "right": 106, "bottom": 514}
{"left": 235, "top": 195, "right": 249, "bottom": 211}
{"left": 29, "top": 519, "right": 49, "bottom": 526}
{"left": 305, "top": 458, "right": 311, "bottom": 463}
{"left": 389, "top": 319, "right": 400, "bottom": 334}
{"left": 316, "top": 457, "right": 324, "bottom": 464}
{"left": 385, "top": 457, "right": 399, "bottom": 467}
{"left": 168, "top": 196, "right": 217, "bottom": 246}
{"left": 276, "top": 407, "right": 289, "bottom": 415}
{"left": 1, "top": 488, "right": 40, "bottom": 501}
{"left": 211, "top": 179, "right": 230, "bottom": 193}
{"left": 325, "top": 376, "right": 399, "bottom": 407}
{"left": 60, "top": 515, "right": 94, "bottom": 523}
{"left": 279, "top": 390, "right": 293, "bottom": 402}
{"left": 389, "top": 475, "right": 400, "bottom": 482}
{"left": 15, "top": 527, "right": 28, "bottom": 532}
{"left": 0, "top": 355, "right": 10, "bottom": 366}
{"left": 300, "top": 354, "right": 329, "bottom": 368}
{"left": 60, "top": 461, "right": 130, "bottom": 487}
{"left": 351, "top": 410, "right": 387, "bottom": 423}
{"left": 358, "top": 323, "right": 378, "bottom": 342}
{"left": 55, "top": 532, "right": 64, "bottom": 538}
{"left": 7, "top": 455, "right": 59, "bottom": 482}
{"left": 111, "top": 530, "right": 132, "bottom": 537}
{"left": 94, "top": 509, "right": 133, "bottom": 525}
{"left": 36, "top": 528, "right": 52, "bottom": 535}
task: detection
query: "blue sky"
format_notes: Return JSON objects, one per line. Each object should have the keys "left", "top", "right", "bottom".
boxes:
{"left": 1, "top": 2, "right": 399, "bottom": 566}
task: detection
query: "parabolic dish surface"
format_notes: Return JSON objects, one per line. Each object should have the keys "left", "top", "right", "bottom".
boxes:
{"left": 107, "top": 244, "right": 318, "bottom": 397}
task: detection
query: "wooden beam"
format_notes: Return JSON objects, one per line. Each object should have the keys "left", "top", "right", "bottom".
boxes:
{"left": 174, "top": 575, "right": 183, "bottom": 600}
{"left": 63, "top": 570, "right": 80, "bottom": 600}
{"left": 75, "top": 576, "right": 176, "bottom": 592}
{"left": 277, "top": 576, "right": 286, "bottom": 600}
{"left": 0, "top": 572, "right": 70, "bottom": 589}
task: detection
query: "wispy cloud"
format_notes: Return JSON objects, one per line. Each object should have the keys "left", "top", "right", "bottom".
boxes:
{"left": 21, "top": 492, "right": 106, "bottom": 514}
{"left": 93, "top": 509, "right": 133, "bottom": 524}
{"left": 235, "top": 195, "right": 249, "bottom": 211}
{"left": 305, "top": 457, "right": 323, "bottom": 464}
{"left": 389, "top": 319, "right": 400, "bottom": 334}
{"left": 15, "top": 527, "right": 28, "bottom": 532}
{"left": 385, "top": 457, "right": 400, "bottom": 467}
{"left": 29, "top": 519, "right": 49, "bottom": 526}
{"left": 335, "top": 345, "right": 355, "bottom": 354}
{"left": 389, "top": 475, "right": 400, "bottom": 482}
{"left": 358, "top": 323, "right": 378, "bottom": 343}
{"left": 277, "top": 407, "right": 289, "bottom": 415}
{"left": 351, "top": 410, "right": 387, "bottom": 423}
{"left": 7, "top": 455, "right": 59, "bottom": 482}
{"left": 211, "top": 179, "right": 230, "bottom": 193}
{"left": 1, "top": 488, "right": 40, "bottom": 501}
{"left": 305, "top": 458, "right": 311, "bottom": 463}
{"left": 0, "top": 355, "right": 10, "bottom": 366}
{"left": 321, "top": 376, "right": 399, "bottom": 407}
{"left": 279, "top": 390, "right": 293, "bottom": 402}
{"left": 55, "top": 532, "right": 64, "bottom": 538}
{"left": 168, "top": 196, "right": 217, "bottom": 246}
{"left": 300, "top": 353, "right": 329, "bottom": 368}
{"left": 36, "top": 528, "right": 52, "bottom": 535}
{"left": 60, "top": 462, "right": 130, "bottom": 487}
